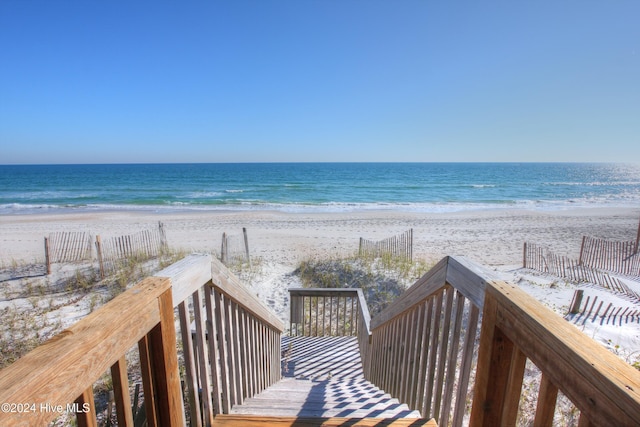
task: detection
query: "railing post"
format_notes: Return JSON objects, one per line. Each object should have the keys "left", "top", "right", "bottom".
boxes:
{"left": 110, "top": 357, "right": 135, "bottom": 426}
{"left": 75, "top": 386, "right": 97, "bottom": 427}
{"left": 147, "top": 288, "right": 185, "bottom": 426}
{"left": 470, "top": 292, "right": 517, "bottom": 427}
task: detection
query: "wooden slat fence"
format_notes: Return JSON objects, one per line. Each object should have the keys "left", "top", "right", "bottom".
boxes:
{"left": 565, "top": 290, "right": 640, "bottom": 326}
{"left": 44, "top": 231, "right": 93, "bottom": 274}
{"left": 0, "top": 254, "right": 284, "bottom": 427}
{"left": 579, "top": 236, "right": 640, "bottom": 276}
{"left": 524, "top": 242, "right": 640, "bottom": 303}
{"left": 96, "top": 222, "right": 168, "bottom": 278}
{"left": 220, "top": 228, "right": 251, "bottom": 266}
{"left": 359, "top": 229, "right": 413, "bottom": 262}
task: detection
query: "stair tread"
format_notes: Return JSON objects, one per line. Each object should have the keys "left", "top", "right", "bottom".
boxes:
{"left": 213, "top": 414, "right": 438, "bottom": 426}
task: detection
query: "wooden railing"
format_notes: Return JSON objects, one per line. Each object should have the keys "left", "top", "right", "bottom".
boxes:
{"left": 0, "top": 253, "right": 283, "bottom": 427}
{"left": 3, "top": 253, "right": 639, "bottom": 426}
{"left": 359, "top": 256, "right": 640, "bottom": 426}
{"left": 288, "top": 288, "right": 372, "bottom": 376}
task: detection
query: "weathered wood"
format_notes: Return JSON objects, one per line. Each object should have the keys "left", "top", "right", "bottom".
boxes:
{"left": 211, "top": 414, "right": 438, "bottom": 426}
{"left": 205, "top": 286, "right": 223, "bottom": 415}
{"left": 147, "top": 288, "right": 185, "bottom": 426}
{"left": 215, "top": 290, "right": 232, "bottom": 414}
{"left": 470, "top": 312, "right": 515, "bottom": 426}
{"left": 95, "top": 235, "right": 105, "bottom": 279}
{"left": 193, "top": 288, "right": 214, "bottom": 423}
{"left": 44, "top": 237, "right": 51, "bottom": 275}
{"left": 433, "top": 287, "right": 455, "bottom": 420}
{"left": 221, "top": 232, "right": 228, "bottom": 264}
{"left": 212, "top": 257, "right": 284, "bottom": 332}
{"left": 372, "top": 257, "right": 449, "bottom": 329}
{"left": 415, "top": 298, "right": 434, "bottom": 415}
{"left": 636, "top": 215, "right": 640, "bottom": 253}
{"left": 501, "top": 346, "right": 527, "bottom": 426}
{"left": 359, "top": 229, "right": 414, "bottom": 262}
{"left": 243, "top": 227, "right": 251, "bottom": 266}
{"left": 75, "top": 387, "right": 97, "bottom": 427}
{"left": 439, "top": 291, "right": 465, "bottom": 427}
{"left": 569, "top": 290, "right": 584, "bottom": 314}
{"left": 155, "top": 253, "right": 212, "bottom": 308}
{"left": 533, "top": 373, "right": 558, "bottom": 427}
{"left": 423, "top": 290, "right": 444, "bottom": 418}
{"left": 138, "top": 335, "right": 159, "bottom": 427}
{"left": 0, "top": 277, "right": 169, "bottom": 426}
{"left": 178, "top": 299, "right": 204, "bottom": 427}
{"left": 451, "top": 302, "right": 479, "bottom": 427}
{"left": 486, "top": 280, "right": 640, "bottom": 426}
{"left": 111, "top": 357, "right": 135, "bottom": 427}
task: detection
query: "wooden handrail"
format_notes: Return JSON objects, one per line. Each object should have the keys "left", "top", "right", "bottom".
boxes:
{"left": 211, "top": 257, "right": 284, "bottom": 332}
{"left": 364, "top": 255, "right": 640, "bottom": 427}
{"left": 472, "top": 279, "right": 640, "bottom": 426}
{"left": 0, "top": 253, "right": 284, "bottom": 426}
{"left": 4, "top": 252, "right": 639, "bottom": 426}
{"left": 0, "top": 276, "right": 181, "bottom": 426}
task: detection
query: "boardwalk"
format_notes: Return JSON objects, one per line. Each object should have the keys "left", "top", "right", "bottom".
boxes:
{"left": 229, "top": 336, "right": 422, "bottom": 419}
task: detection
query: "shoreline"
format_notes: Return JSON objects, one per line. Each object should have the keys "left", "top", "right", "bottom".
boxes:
{"left": 2, "top": 206, "right": 638, "bottom": 267}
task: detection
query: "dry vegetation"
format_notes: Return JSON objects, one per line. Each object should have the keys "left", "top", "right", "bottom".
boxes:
{"left": 0, "top": 250, "right": 185, "bottom": 369}
{"left": 295, "top": 252, "right": 432, "bottom": 317}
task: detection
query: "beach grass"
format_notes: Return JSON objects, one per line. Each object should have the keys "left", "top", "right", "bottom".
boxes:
{"left": 295, "top": 252, "right": 432, "bottom": 316}
{"left": 0, "top": 248, "right": 187, "bottom": 370}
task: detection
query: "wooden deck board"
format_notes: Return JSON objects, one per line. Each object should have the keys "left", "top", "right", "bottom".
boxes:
{"left": 214, "top": 414, "right": 438, "bottom": 426}
{"left": 229, "top": 336, "right": 423, "bottom": 419}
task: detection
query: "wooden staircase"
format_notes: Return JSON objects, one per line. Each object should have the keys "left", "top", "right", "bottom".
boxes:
{"left": 212, "top": 414, "right": 437, "bottom": 426}
{"left": 215, "top": 336, "right": 435, "bottom": 426}
{"left": 3, "top": 254, "right": 639, "bottom": 426}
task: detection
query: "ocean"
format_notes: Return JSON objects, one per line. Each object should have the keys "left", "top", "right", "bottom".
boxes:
{"left": 1, "top": 163, "right": 639, "bottom": 214}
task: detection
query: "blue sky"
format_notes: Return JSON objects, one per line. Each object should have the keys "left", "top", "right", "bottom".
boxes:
{"left": 1, "top": 1, "right": 638, "bottom": 164}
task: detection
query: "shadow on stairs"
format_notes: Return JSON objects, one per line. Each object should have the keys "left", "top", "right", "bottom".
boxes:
{"left": 214, "top": 336, "right": 436, "bottom": 426}
{"left": 211, "top": 414, "right": 437, "bottom": 426}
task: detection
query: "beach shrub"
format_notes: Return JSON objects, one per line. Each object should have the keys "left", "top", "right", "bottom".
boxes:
{"left": 295, "top": 254, "right": 431, "bottom": 317}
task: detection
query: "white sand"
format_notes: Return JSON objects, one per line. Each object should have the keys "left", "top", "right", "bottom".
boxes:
{"left": 1, "top": 207, "right": 639, "bottom": 365}
{"left": 2, "top": 207, "right": 638, "bottom": 267}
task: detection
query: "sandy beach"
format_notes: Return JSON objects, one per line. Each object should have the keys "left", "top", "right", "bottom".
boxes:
{"left": 2, "top": 207, "right": 638, "bottom": 268}
{"left": 1, "top": 207, "right": 640, "bottom": 368}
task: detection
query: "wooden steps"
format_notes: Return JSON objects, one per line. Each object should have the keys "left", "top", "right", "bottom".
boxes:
{"left": 212, "top": 414, "right": 437, "bottom": 426}
{"left": 226, "top": 336, "right": 425, "bottom": 421}
{"left": 229, "top": 377, "right": 421, "bottom": 418}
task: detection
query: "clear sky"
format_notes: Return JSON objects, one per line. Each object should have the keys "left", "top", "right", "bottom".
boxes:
{"left": 1, "top": 1, "right": 638, "bottom": 164}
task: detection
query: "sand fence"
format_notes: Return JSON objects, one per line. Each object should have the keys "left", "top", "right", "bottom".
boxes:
{"left": 358, "top": 228, "right": 413, "bottom": 262}
{"left": 44, "top": 231, "right": 93, "bottom": 274}
{"left": 524, "top": 241, "right": 640, "bottom": 302}
{"left": 95, "top": 222, "right": 168, "bottom": 278}
{"left": 566, "top": 289, "right": 640, "bottom": 326}
{"left": 220, "top": 227, "right": 251, "bottom": 266}
{"left": 44, "top": 222, "right": 168, "bottom": 278}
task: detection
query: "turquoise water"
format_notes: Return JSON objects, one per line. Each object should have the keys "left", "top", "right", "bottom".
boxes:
{"left": 1, "top": 163, "right": 639, "bottom": 214}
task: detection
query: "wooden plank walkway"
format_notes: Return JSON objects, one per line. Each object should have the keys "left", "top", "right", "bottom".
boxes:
{"left": 229, "top": 336, "right": 423, "bottom": 419}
